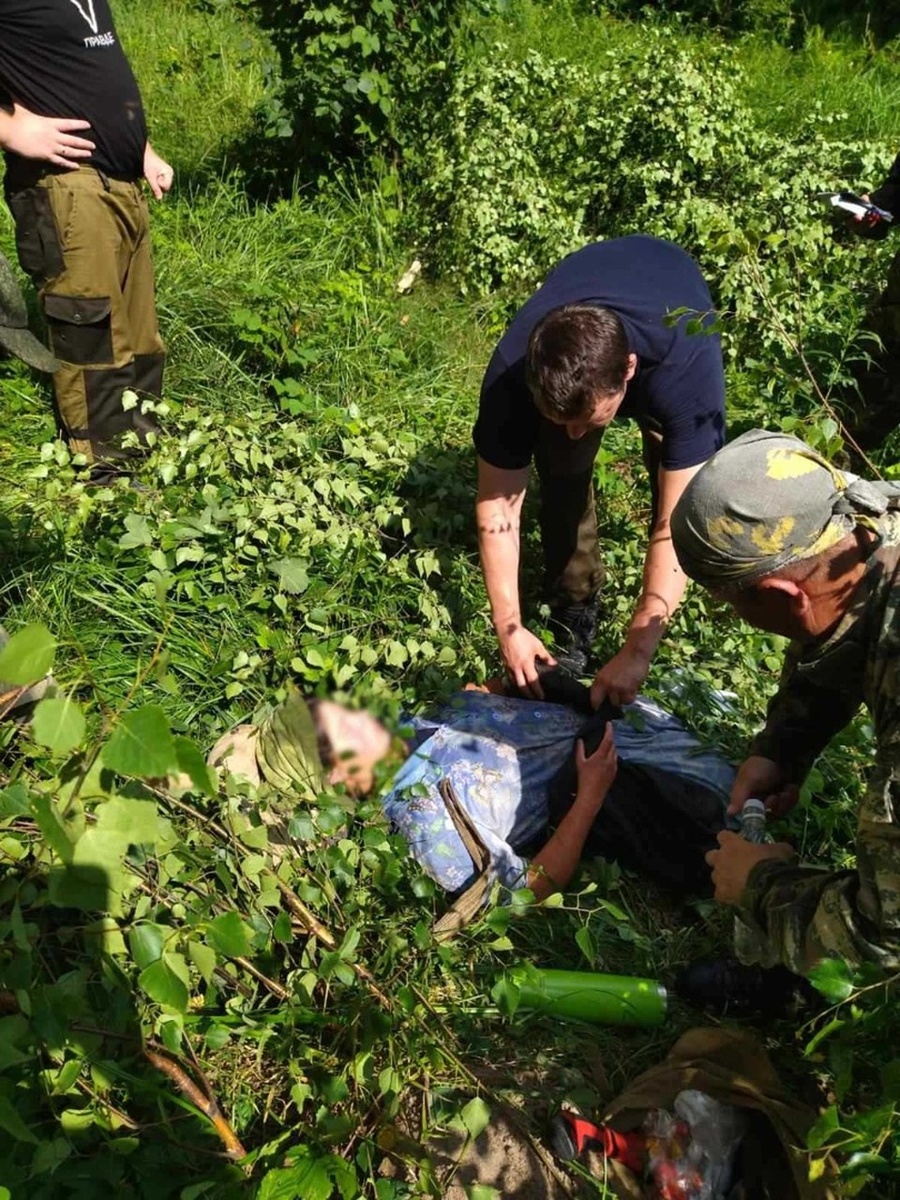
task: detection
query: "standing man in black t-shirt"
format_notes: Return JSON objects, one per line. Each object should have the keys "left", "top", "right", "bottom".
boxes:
{"left": 0, "top": 0, "right": 172, "bottom": 479}
{"left": 474, "top": 235, "right": 726, "bottom": 706}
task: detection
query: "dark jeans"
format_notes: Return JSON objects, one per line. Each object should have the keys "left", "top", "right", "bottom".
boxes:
{"left": 844, "top": 249, "right": 900, "bottom": 461}
{"left": 534, "top": 416, "right": 663, "bottom": 607}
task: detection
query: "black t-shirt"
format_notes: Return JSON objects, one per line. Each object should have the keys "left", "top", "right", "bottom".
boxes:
{"left": 474, "top": 236, "right": 726, "bottom": 472}
{"left": 0, "top": 0, "right": 146, "bottom": 181}
{"left": 871, "top": 150, "right": 900, "bottom": 221}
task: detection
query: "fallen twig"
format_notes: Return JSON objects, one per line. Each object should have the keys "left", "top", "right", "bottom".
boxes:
{"left": 278, "top": 879, "right": 391, "bottom": 1009}
{"left": 144, "top": 1044, "right": 247, "bottom": 1161}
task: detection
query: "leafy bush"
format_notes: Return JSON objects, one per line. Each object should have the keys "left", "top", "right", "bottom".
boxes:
{"left": 412, "top": 29, "right": 894, "bottom": 437}
{"left": 247, "top": 0, "right": 500, "bottom": 166}
{"left": 574, "top": 0, "right": 795, "bottom": 37}
{"left": 571, "top": 0, "right": 900, "bottom": 41}
{"left": 0, "top": 625, "right": 480, "bottom": 1197}
{"left": 802, "top": 959, "right": 900, "bottom": 1190}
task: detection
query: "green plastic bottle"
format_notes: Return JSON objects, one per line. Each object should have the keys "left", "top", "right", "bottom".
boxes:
{"left": 508, "top": 965, "right": 667, "bottom": 1027}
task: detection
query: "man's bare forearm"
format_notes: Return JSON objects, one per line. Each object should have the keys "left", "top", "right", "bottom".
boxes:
{"left": 476, "top": 496, "right": 523, "bottom": 633}
{"left": 624, "top": 521, "right": 687, "bottom": 659}
{"left": 475, "top": 457, "right": 529, "bottom": 633}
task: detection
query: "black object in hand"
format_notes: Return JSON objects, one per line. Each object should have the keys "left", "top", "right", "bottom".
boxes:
{"left": 820, "top": 188, "right": 892, "bottom": 225}
{"left": 533, "top": 660, "right": 622, "bottom": 720}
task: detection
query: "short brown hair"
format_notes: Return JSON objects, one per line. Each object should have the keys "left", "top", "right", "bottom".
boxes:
{"left": 526, "top": 304, "right": 630, "bottom": 420}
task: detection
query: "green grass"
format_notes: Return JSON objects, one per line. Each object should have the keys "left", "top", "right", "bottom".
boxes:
{"left": 117, "top": 0, "right": 269, "bottom": 182}
{"left": 736, "top": 27, "right": 900, "bottom": 143}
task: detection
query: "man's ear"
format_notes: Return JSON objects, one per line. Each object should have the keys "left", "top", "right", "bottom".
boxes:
{"left": 757, "top": 574, "right": 811, "bottom": 615}
{"left": 624, "top": 353, "right": 638, "bottom": 384}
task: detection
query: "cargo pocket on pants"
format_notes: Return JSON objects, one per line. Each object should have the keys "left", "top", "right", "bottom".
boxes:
{"left": 44, "top": 294, "right": 114, "bottom": 365}
{"left": 6, "top": 187, "right": 65, "bottom": 285}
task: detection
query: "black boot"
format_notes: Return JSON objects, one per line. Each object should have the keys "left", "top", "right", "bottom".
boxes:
{"left": 548, "top": 595, "right": 602, "bottom": 678}
{"left": 672, "top": 957, "right": 817, "bottom": 1019}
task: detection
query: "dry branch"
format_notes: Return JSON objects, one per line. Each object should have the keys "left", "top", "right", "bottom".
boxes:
{"left": 144, "top": 1045, "right": 247, "bottom": 1161}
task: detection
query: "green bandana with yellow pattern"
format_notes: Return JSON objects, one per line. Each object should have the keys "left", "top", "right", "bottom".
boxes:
{"left": 671, "top": 429, "right": 900, "bottom": 591}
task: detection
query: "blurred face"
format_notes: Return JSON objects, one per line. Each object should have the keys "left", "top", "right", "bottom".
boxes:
{"left": 313, "top": 700, "right": 393, "bottom": 796}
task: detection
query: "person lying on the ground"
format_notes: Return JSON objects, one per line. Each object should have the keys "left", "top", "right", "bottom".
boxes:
{"left": 670, "top": 428, "right": 900, "bottom": 974}
{"left": 209, "top": 668, "right": 736, "bottom": 920}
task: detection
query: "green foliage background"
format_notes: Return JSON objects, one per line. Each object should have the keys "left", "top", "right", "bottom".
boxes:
{"left": 0, "top": 0, "right": 899, "bottom": 1196}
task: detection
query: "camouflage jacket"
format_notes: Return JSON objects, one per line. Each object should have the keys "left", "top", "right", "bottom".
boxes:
{"left": 741, "top": 511, "right": 900, "bottom": 972}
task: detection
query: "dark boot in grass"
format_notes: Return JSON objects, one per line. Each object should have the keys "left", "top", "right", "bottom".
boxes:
{"left": 672, "top": 957, "right": 817, "bottom": 1020}
{"left": 548, "top": 594, "right": 602, "bottom": 678}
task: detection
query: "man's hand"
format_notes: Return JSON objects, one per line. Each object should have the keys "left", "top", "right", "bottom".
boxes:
{"left": 706, "top": 830, "right": 794, "bottom": 905}
{"left": 143, "top": 143, "right": 173, "bottom": 200}
{"left": 729, "top": 754, "right": 799, "bottom": 818}
{"left": 499, "top": 626, "right": 555, "bottom": 698}
{"left": 590, "top": 644, "right": 650, "bottom": 709}
{"left": 574, "top": 724, "right": 617, "bottom": 809}
{"left": 527, "top": 723, "right": 616, "bottom": 901}
{"left": 0, "top": 103, "right": 94, "bottom": 169}
{"left": 847, "top": 192, "right": 892, "bottom": 240}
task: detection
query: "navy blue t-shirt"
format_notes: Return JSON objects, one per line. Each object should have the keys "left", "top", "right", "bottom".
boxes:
{"left": 473, "top": 236, "right": 726, "bottom": 472}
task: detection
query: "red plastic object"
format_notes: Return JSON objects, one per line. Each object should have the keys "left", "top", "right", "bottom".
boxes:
{"left": 652, "top": 1157, "right": 705, "bottom": 1199}
{"left": 552, "top": 1112, "right": 645, "bottom": 1173}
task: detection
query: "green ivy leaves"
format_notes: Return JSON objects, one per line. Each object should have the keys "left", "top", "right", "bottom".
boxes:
{"left": 0, "top": 624, "right": 55, "bottom": 686}
{"left": 102, "top": 705, "right": 177, "bottom": 778}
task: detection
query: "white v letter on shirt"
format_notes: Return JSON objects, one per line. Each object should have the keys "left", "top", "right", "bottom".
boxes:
{"left": 68, "top": 0, "right": 99, "bottom": 35}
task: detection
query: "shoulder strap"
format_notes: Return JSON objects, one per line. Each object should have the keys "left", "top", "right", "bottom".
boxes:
{"left": 432, "top": 777, "right": 492, "bottom": 942}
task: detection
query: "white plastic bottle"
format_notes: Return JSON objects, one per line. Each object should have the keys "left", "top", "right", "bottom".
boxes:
{"left": 738, "top": 797, "right": 772, "bottom": 845}
{"left": 733, "top": 798, "right": 772, "bottom": 962}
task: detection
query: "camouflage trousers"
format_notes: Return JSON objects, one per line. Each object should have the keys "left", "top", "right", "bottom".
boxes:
{"left": 535, "top": 416, "right": 663, "bottom": 607}
{"left": 5, "top": 163, "right": 164, "bottom": 477}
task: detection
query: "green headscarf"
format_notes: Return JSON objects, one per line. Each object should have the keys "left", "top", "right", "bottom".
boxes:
{"left": 671, "top": 429, "right": 900, "bottom": 591}
{"left": 255, "top": 687, "right": 326, "bottom": 798}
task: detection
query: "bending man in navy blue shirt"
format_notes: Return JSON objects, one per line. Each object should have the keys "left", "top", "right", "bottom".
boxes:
{"left": 474, "top": 235, "right": 726, "bottom": 706}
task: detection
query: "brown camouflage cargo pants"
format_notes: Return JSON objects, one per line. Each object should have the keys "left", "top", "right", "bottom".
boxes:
{"left": 5, "top": 164, "right": 164, "bottom": 478}
{"left": 535, "top": 415, "right": 663, "bottom": 606}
